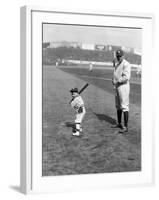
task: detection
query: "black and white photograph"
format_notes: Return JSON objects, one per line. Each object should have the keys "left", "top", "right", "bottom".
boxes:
{"left": 42, "top": 23, "right": 142, "bottom": 176}
{"left": 0, "top": 0, "right": 157, "bottom": 197}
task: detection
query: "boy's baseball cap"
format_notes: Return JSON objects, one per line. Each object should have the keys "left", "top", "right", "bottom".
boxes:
{"left": 70, "top": 88, "right": 78, "bottom": 93}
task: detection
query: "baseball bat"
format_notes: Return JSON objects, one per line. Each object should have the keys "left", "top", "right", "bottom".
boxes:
{"left": 78, "top": 83, "right": 89, "bottom": 94}
{"left": 113, "top": 51, "right": 116, "bottom": 67}
{"left": 69, "top": 83, "right": 89, "bottom": 104}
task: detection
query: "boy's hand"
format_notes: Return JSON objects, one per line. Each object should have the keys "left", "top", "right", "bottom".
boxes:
{"left": 78, "top": 107, "right": 83, "bottom": 113}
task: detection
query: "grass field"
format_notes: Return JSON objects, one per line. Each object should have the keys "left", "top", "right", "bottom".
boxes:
{"left": 42, "top": 65, "right": 141, "bottom": 176}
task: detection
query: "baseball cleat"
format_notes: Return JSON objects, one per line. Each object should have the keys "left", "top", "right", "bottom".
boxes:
{"left": 112, "top": 124, "right": 123, "bottom": 129}
{"left": 72, "top": 131, "right": 80, "bottom": 136}
{"left": 119, "top": 127, "right": 128, "bottom": 133}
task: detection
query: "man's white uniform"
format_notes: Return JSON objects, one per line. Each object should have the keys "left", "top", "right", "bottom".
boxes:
{"left": 112, "top": 49, "right": 131, "bottom": 133}
{"left": 113, "top": 59, "right": 131, "bottom": 112}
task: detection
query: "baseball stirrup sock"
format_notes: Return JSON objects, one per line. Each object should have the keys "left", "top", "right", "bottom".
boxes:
{"left": 117, "top": 110, "right": 122, "bottom": 124}
{"left": 124, "top": 111, "right": 129, "bottom": 127}
{"left": 75, "top": 123, "right": 81, "bottom": 131}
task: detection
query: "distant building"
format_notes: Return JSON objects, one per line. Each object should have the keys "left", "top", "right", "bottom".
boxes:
{"left": 49, "top": 42, "right": 63, "bottom": 48}
{"left": 47, "top": 41, "right": 136, "bottom": 55}
{"left": 108, "top": 45, "right": 112, "bottom": 51}
{"left": 70, "top": 42, "right": 82, "bottom": 48}
{"left": 81, "top": 43, "right": 95, "bottom": 50}
{"left": 95, "top": 44, "right": 107, "bottom": 51}
{"left": 43, "top": 42, "right": 50, "bottom": 48}
{"left": 49, "top": 41, "right": 82, "bottom": 49}
{"left": 107, "top": 45, "right": 135, "bottom": 53}
{"left": 134, "top": 49, "right": 141, "bottom": 56}
{"left": 121, "top": 46, "right": 134, "bottom": 53}
{"left": 109, "top": 45, "right": 121, "bottom": 51}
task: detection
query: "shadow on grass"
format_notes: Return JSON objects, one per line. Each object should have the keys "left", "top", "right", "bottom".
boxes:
{"left": 65, "top": 122, "right": 75, "bottom": 132}
{"left": 93, "top": 112, "right": 116, "bottom": 125}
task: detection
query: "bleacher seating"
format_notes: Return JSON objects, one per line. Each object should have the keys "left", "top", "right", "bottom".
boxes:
{"left": 43, "top": 46, "right": 141, "bottom": 65}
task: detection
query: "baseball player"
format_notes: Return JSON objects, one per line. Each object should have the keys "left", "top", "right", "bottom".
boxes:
{"left": 70, "top": 88, "right": 86, "bottom": 136}
{"left": 89, "top": 63, "right": 93, "bottom": 72}
{"left": 112, "top": 49, "right": 131, "bottom": 133}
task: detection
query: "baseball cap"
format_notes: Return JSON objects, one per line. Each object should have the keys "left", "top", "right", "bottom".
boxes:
{"left": 70, "top": 87, "right": 79, "bottom": 93}
{"left": 116, "top": 49, "right": 124, "bottom": 57}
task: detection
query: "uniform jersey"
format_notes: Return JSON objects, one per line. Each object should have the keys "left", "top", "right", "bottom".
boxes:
{"left": 71, "top": 95, "right": 86, "bottom": 124}
{"left": 71, "top": 95, "right": 85, "bottom": 113}
{"left": 113, "top": 59, "right": 131, "bottom": 86}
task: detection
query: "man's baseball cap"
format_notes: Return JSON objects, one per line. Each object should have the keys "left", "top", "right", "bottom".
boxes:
{"left": 116, "top": 49, "right": 124, "bottom": 57}
{"left": 70, "top": 87, "right": 79, "bottom": 93}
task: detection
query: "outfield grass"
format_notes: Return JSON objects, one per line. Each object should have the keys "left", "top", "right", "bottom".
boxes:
{"left": 42, "top": 65, "right": 141, "bottom": 176}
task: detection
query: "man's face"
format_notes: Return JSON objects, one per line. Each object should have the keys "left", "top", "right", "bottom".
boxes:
{"left": 116, "top": 55, "right": 123, "bottom": 62}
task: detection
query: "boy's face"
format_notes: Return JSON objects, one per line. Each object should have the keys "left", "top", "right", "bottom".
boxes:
{"left": 71, "top": 92, "right": 78, "bottom": 98}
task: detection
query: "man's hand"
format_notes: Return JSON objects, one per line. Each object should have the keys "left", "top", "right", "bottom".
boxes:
{"left": 112, "top": 78, "right": 115, "bottom": 85}
{"left": 112, "top": 78, "right": 118, "bottom": 85}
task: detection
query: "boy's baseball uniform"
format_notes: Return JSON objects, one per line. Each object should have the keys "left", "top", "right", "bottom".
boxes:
{"left": 70, "top": 94, "right": 86, "bottom": 135}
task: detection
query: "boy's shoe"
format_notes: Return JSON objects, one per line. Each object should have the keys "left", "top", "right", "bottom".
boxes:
{"left": 119, "top": 126, "right": 128, "bottom": 133}
{"left": 112, "top": 123, "right": 123, "bottom": 129}
{"left": 72, "top": 131, "right": 80, "bottom": 136}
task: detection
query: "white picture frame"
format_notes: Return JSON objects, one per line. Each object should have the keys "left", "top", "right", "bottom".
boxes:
{"left": 20, "top": 6, "right": 155, "bottom": 194}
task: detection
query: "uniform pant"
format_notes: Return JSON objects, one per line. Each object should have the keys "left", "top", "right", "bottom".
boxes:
{"left": 115, "top": 83, "right": 130, "bottom": 112}
{"left": 75, "top": 107, "right": 86, "bottom": 123}
{"left": 75, "top": 107, "right": 86, "bottom": 131}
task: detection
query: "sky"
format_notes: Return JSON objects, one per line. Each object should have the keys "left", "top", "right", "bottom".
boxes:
{"left": 43, "top": 24, "right": 142, "bottom": 53}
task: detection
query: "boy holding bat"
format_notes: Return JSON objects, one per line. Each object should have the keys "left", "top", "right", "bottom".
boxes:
{"left": 69, "top": 87, "right": 86, "bottom": 136}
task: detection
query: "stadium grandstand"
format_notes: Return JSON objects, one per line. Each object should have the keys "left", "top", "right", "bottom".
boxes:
{"left": 42, "top": 42, "right": 141, "bottom": 67}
